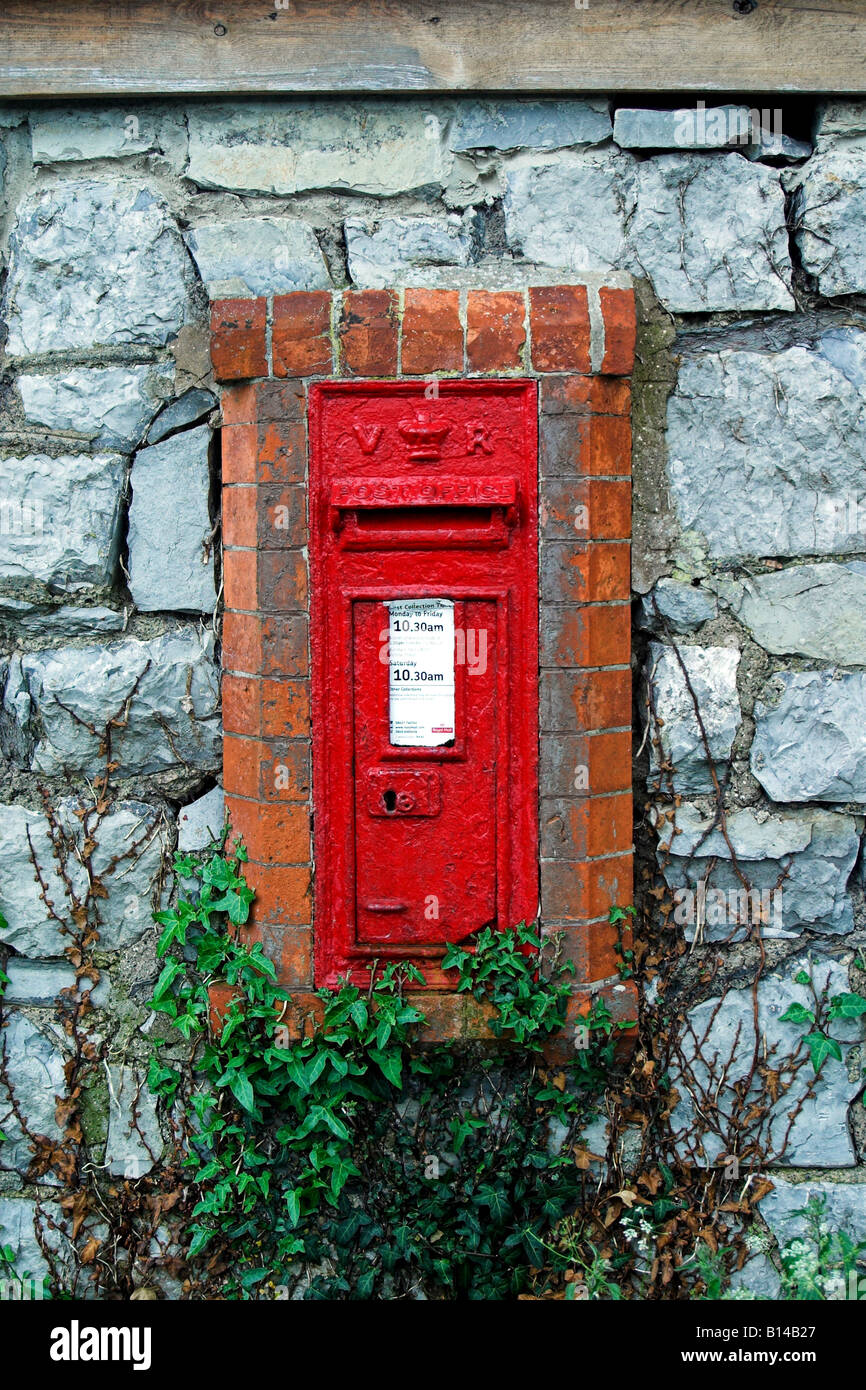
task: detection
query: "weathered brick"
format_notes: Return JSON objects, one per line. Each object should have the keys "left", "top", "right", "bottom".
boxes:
{"left": 541, "top": 853, "right": 633, "bottom": 921}
{"left": 257, "top": 549, "right": 308, "bottom": 612}
{"left": 222, "top": 423, "right": 257, "bottom": 483}
{"left": 258, "top": 484, "right": 307, "bottom": 549}
{"left": 261, "top": 679, "right": 310, "bottom": 739}
{"left": 272, "top": 291, "right": 333, "bottom": 376}
{"left": 542, "top": 921, "right": 623, "bottom": 985}
{"left": 262, "top": 615, "right": 309, "bottom": 677}
{"left": 401, "top": 289, "right": 463, "bottom": 375}
{"left": 339, "top": 289, "right": 399, "bottom": 376}
{"left": 278, "top": 927, "right": 314, "bottom": 988}
{"left": 540, "top": 478, "right": 632, "bottom": 540}
{"left": 222, "top": 612, "right": 262, "bottom": 676}
{"left": 223, "top": 547, "right": 257, "bottom": 612}
{"left": 540, "top": 792, "right": 633, "bottom": 859}
{"left": 540, "top": 668, "right": 631, "bottom": 734}
{"left": 466, "top": 290, "right": 526, "bottom": 371}
{"left": 529, "top": 286, "right": 591, "bottom": 372}
{"left": 221, "top": 383, "right": 256, "bottom": 426}
{"left": 211, "top": 298, "right": 268, "bottom": 380}
{"left": 587, "top": 415, "right": 632, "bottom": 476}
{"left": 253, "top": 379, "right": 306, "bottom": 423}
{"left": 599, "top": 286, "right": 637, "bottom": 375}
{"left": 257, "top": 420, "right": 306, "bottom": 484}
{"left": 258, "top": 740, "right": 311, "bottom": 801}
{"left": 225, "top": 796, "right": 311, "bottom": 865}
{"left": 248, "top": 864, "right": 312, "bottom": 926}
{"left": 222, "top": 485, "right": 258, "bottom": 548}
{"left": 223, "top": 734, "right": 260, "bottom": 799}
{"left": 540, "top": 375, "right": 631, "bottom": 416}
{"left": 222, "top": 673, "right": 261, "bottom": 737}
{"left": 540, "top": 542, "right": 630, "bottom": 604}
{"left": 540, "top": 602, "right": 630, "bottom": 667}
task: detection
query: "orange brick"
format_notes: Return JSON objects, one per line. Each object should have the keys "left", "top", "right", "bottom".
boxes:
{"left": 257, "top": 420, "right": 306, "bottom": 484}
{"left": 221, "top": 424, "right": 257, "bottom": 483}
{"left": 541, "top": 852, "right": 633, "bottom": 922}
{"left": 221, "top": 384, "right": 256, "bottom": 426}
{"left": 587, "top": 415, "right": 632, "bottom": 477}
{"left": 261, "top": 679, "right": 310, "bottom": 738}
{"left": 225, "top": 796, "right": 310, "bottom": 865}
{"left": 262, "top": 615, "right": 308, "bottom": 677}
{"left": 248, "top": 864, "right": 312, "bottom": 926}
{"left": 541, "top": 792, "right": 632, "bottom": 860}
{"left": 588, "top": 479, "right": 632, "bottom": 539}
{"left": 222, "top": 485, "right": 257, "bottom": 548}
{"left": 222, "top": 611, "right": 262, "bottom": 676}
{"left": 222, "top": 673, "right": 261, "bottom": 737}
{"left": 540, "top": 668, "right": 632, "bottom": 734}
{"left": 401, "top": 289, "right": 462, "bottom": 374}
{"left": 587, "top": 730, "right": 632, "bottom": 791}
{"left": 210, "top": 299, "right": 267, "bottom": 381}
{"left": 279, "top": 927, "right": 314, "bottom": 988}
{"left": 223, "top": 548, "right": 257, "bottom": 612}
{"left": 340, "top": 289, "right": 399, "bottom": 376}
{"left": 529, "top": 286, "right": 591, "bottom": 372}
{"left": 466, "top": 290, "right": 526, "bottom": 371}
{"left": 257, "top": 549, "right": 308, "bottom": 612}
{"left": 223, "top": 735, "right": 260, "bottom": 799}
{"left": 599, "top": 286, "right": 637, "bottom": 375}
{"left": 258, "top": 741, "right": 311, "bottom": 801}
{"left": 258, "top": 485, "right": 306, "bottom": 549}
{"left": 541, "top": 375, "right": 631, "bottom": 416}
{"left": 541, "top": 603, "right": 630, "bottom": 668}
{"left": 588, "top": 542, "right": 631, "bottom": 602}
{"left": 272, "top": 291, "right": 333, "bottom": 376}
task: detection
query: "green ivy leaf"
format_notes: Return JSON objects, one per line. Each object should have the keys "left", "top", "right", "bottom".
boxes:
{"left": 779, "top": 1002, "right": 815, "bottom": 1026}
{"left": 828, "top": 992, "right": 866, "bottom": 1020}
{"left": 803, "top": 1031, "right": 843, "bottom": 1075}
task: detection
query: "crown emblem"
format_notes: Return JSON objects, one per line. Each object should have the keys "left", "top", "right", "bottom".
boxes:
{"left": 397, "top": 411, "right": 450, "bottom": 463}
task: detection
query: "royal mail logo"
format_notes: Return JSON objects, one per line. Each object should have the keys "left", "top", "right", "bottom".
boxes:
{"left": 49, "top": 1320, "right": 152, "bottom": 1371}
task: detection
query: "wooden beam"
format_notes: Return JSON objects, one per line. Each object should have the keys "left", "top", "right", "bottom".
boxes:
{"left": 1, "top": 0, "right": 864, "bottom": 99}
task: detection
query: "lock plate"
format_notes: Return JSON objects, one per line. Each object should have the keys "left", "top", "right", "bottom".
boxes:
{"left": 365, "top": 768, "right": 441, "bottom": 817}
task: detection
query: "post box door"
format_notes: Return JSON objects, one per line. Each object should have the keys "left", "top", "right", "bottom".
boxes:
{"left": 352, "top": 596, "right": 497, "bottom": 945}
{"left": 310, "top": 379, "right": 538, "bottom": 988}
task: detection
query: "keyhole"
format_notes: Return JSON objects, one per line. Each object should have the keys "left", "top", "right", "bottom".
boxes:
{"left": 382, "top": 789, "right": 397, "bottom": 812}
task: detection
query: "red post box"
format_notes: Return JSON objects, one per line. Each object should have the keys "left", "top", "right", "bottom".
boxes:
{"left": 309, "top": 380, "right": 539, "bottom": 987}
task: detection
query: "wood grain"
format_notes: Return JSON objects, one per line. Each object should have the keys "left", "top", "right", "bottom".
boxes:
{"left": 1, "top": 0, "right": 864, "bottom": 98}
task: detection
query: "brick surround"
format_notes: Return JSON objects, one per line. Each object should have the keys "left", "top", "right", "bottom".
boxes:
{"left": 211, "top": 283, "right": 637, "bottom": 1049}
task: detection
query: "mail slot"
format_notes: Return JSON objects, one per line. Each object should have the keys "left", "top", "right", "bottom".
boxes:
{"left": 309, "top": 380, "right": 539, "bottom": 988}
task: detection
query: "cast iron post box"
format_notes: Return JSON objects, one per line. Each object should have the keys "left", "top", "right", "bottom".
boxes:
{"left": 309, "top": 380, "right": 538, "bottom": 988}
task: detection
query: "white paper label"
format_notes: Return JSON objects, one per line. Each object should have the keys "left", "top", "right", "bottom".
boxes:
{"left": 386, "top": 599, "right": 455, "bottom": 746}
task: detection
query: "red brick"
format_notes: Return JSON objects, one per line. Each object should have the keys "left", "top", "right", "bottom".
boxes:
{"left": 466, "top": 290, "right": 526, "bottom": 371}
{"left": 223, "top": 547, "right": 257, "bottom": 612}
{"left": 278, "top": 928, "right": 314, "bottom": 988}
{"left": 222, "top": 485, "right": 257, "bottom": 548}
{"left": 262, "top": 615, "right": 308, "bottom": 677}
{"left": 262, "top": 679, "right": 310, "bottom": 738}
{"left": 587, "top": 731, "right": 632, "bottom": 791}
{"left": 540, "top": 668, "right": 631, "bottom": 734}
{"left": 340, "top": 290, "right": 398, "bottom": 376}
{"left": 587, "top": 415, "right": 632, "bottom": 477}
{"left": 272, "top": 292, "right": 333, "bottom": 376}
{"left": 210, "top": 299, "right": 267, "bottom": 381}
{"left": 221, "top": 384, "right": 256, "bottom": 425}
{"left": 541, "top": 603, "right": 630, "bottom": 668}
{"left": 258, "top": 741, "right": 311, "bottom": 801}
{"left": 222, "top": 673, "right": 261, "bottom": 737}
{"left": 541, "top": 375, "right": 631, "bottom": 417}
{"left": 222, "top": 611, "right": 262, "bottom": 676}
{"left": 539, "top": 479, "right": 632, "bottom": 542}
{"left": 225, "top": 796, "right": 310, "bottom": 865}
{"left": 253, "top": 379, "right": 306, "bottom": 423}
{"left": 542, "top": 921, "right": 623, "bottom": 985}
{"left": 599, "top": 287, "right": 637, "bottom": 375}
{"left": 248, "top": 864, "right": 312, "bottom": 926}
{"left": 541, "top": 792, "right": 632, "bottom": 860}
{"left": 541, "top": 542, "right": 630, "bottom": 604}
{"left": 257, "top": 420, "right": 306, "bottom": 484}
{"left": 223, "top": 734, "right": 260, "bottom": 799}
{"left": 401, "top": 289, "right": 462, "bottom": 375}
{"left": 541, "top": 852, "right": 633, "bottom": 922}
{"left": 529, "top": 286, "right": 591, "bottom": 373}
{"left": 257, "top": 549, "right": 308, "bottom": 612}
{"left": 258, "top": 485, "right": 306, "bottom": 549}
{"left": 222, "top": 423, "right": 257, "bottom": 484}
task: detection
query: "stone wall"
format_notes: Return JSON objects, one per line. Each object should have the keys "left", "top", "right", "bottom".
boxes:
{"left": 0, "top": 95, "right": 865, "bottom": 1296}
